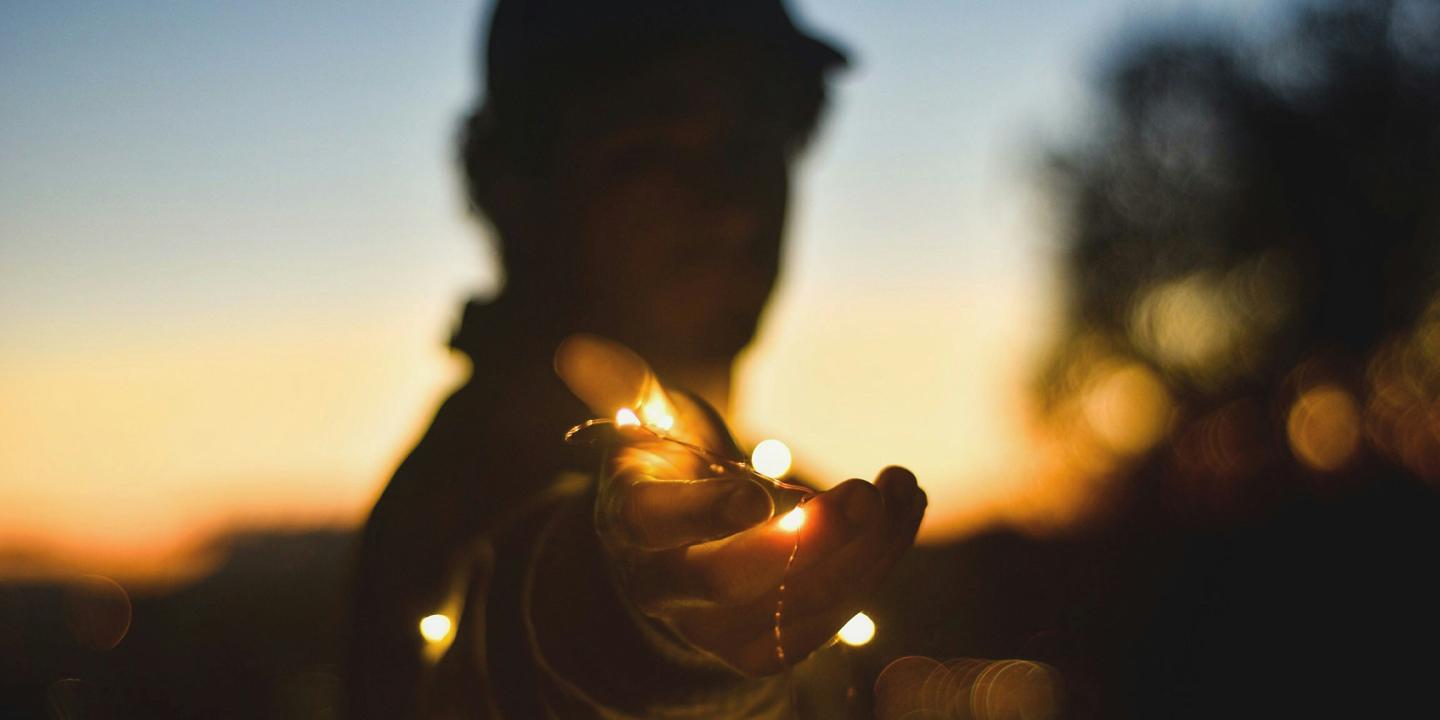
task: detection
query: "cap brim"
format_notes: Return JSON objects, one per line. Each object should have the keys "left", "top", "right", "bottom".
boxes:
{"left": 793, "top": 32, "right": 849, "bottom": 70}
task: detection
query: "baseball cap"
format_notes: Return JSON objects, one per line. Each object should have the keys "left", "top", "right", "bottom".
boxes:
{"left": 482, "top": 0, "right": 848, "bottom": 118}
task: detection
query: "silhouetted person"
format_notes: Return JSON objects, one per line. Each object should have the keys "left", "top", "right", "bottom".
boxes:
{"left": 346, "top": 2, "right": 927, "bottom": 718}
{"left": 877, "top": 1, "right": 1440, "bottom": 717}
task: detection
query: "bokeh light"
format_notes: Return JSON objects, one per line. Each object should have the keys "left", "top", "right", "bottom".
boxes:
{"left": 1364, "top": 297, "right": 1440, "bottom": 482}
{"left": 1128, "top": 255, "right": 1295, "bottom": 388}
{"left": 1287, "top": 384, "right": 1361, "bottom": 472}
{"left": 874, "top": 655, "right": 1059, "bottom": 720}
{"left": 751, "top": 439, "right": 793, "bottom": 479}
{"left": 1081, "top": 361, "right": 1172, "bottom": 457}
{"left": 63, "top": 575, "right": 132, "bottom": 651}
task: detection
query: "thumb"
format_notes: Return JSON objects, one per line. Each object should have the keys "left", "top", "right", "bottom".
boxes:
{"left": 555, "top": 333, "right": 670, "bottom": 421}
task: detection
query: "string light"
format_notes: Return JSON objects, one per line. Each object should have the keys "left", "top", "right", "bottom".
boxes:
{"left": 614, "top": 408, "right": 641, "bottom": 428}
{"left": 751, "top": 438, "right": 793, "bottom": 478}
{"left": 419, "top": 614, "right": 452, "bottom": 643}
{"left": 564, "top": 405, "right": 818, "bottom": 669}
{"left": 837, "top": 612, "right": 876, "bottom": 646}
{"left": 778, "top": 505, "right": 807, "bottom": 532}
{"left": 567, "top": 410, "right": 814, "bottom": 496}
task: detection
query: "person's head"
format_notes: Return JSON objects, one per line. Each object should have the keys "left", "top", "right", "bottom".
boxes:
{"left": 460, "top": 0, "right": 845, "bottom": 370}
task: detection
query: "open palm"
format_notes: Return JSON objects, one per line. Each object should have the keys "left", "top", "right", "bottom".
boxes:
{"left": 556, "top": 334, "right": 926, "bottom": 676}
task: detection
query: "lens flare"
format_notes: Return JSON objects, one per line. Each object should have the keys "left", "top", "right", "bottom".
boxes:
{"left": 751, "top": 439, "right": 793, "bottom": 478}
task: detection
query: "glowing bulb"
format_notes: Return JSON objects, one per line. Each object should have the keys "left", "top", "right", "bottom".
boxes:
{"left": 751, "top": 439, "right": 792, "bottom": 478}
{"left": 419, "top": 614, "right": 452, "bottom": 643}
{"left": 615, "top": 408, "right": 641, "bottom": 428}
{"left": 837, "top": 612, "right": 876, "bottom": 647}
{"left": 778, "top": 506, "right": 807, "bottom": 532}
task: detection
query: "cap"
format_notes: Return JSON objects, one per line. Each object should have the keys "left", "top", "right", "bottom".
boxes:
{"left": 482, "top": 0, "right": 848, "bottom": 116}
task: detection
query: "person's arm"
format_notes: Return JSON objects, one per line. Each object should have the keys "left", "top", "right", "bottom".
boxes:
{"left": 345, "top": 384, "right": 506, "bottom": 720}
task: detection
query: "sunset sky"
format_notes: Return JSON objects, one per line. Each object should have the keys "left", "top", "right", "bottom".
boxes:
{"left": 1, "top": 0, "right": 1280, "bottom": 581}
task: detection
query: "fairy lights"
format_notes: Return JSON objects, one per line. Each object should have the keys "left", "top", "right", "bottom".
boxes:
{"left": 614, "top": 408, "right": 641, "bottom": 428}
{"left": 565, "top": 401, "right": 820, "bottom": 670}
{"left": 837, "top": 611, "right": 876, "bottom": 646}
{"left": 567, "top": 405, "right": 814, "bottom": 496}
{"left": 751, "top": 438, "right": 793, "bottom": 478}
{"left": 419, "top": 613, "right": 452, "bottom": 643}
{"left": 773, "top": 499, "right": 809, "bottom": 666}
{"left": 777, "top": 505, "right": 807, "bottom": 532}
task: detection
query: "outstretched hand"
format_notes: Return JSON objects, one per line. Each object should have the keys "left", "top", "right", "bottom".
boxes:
{"left": 556, "top": 334, "right": 926, "bottom": 676}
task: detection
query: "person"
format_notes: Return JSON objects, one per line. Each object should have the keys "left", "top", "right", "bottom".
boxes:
{"left": 344, "top": 1, "right": 926, "bottom": 717}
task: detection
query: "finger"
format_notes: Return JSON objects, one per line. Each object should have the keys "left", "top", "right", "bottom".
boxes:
{"left": 614, "top": 474, "right": 774, "bottom": 550}
{"left": 777, "top": 601, "right": 868, "bottom": 667}
{"left": 612, "top": 437, "right": 708, "bottom": 480}
{"left": 748, "top": 479, "right": 924, "bottom": 672}
{"left": 555, "top": 333, "right": 671, "bottom": 421}
{"left": 657, "top": 480, "right": 880, "bottom": 608}
{"left": 781, "top": 469, "right": 925, "bottom": 618}
{"left": 669, "top": 389, "right": 746, "bottom": 460}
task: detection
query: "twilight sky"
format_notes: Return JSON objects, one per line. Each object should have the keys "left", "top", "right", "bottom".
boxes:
{"left": 0, "top": 0, "right": 1282, "bottom": 579}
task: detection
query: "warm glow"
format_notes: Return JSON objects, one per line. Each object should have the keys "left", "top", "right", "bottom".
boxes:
{"left": 1131, "top": 272, "right": 1236, "bottom": 378}
{"left": 734, "top": 282, "right": 1055, "bottom": 542}
{"left": 1082, "top": 362, "right": 1172, "bottom": 456}
{"left": 419, "top": 613, "right": 452, "bottom": 643}
{"left": 1287, "top": 384, "right": 1361, "bottom": 472}
{"left": 641, "top": 404, "right": 675, "bottom": 431}
{"left": 837, "top": 611, "right": 876, "bottom": 646}
{"left": 778, "top": 506, "right": 807, "bottom": 532}
{"left": 615, "top": 408, "right": 641, "bottom": 428}
{"left": 639, "top": 382, "right": 678, "bottom": 431}
{"left": 1128, "top": 256, "right": 1296, "bottom": 386}
{"left": 0, "top": 322, "right": 464, "bottom": 583}
{"left": 751, "top": 438, "right": 793, "bottom": 478}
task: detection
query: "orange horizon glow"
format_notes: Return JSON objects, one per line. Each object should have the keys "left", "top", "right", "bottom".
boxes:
{"left": 1, "top": 281, "right": 1078, "bottom": 584}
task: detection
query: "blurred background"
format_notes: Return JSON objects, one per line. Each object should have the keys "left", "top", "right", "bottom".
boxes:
{"left": 6, "top": 0, "right": 1439, "bottom": 717}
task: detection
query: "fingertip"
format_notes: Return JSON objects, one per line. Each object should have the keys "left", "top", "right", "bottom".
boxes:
{"left": 554, "top": 333, "right": 653, "bottom": 415}
{"left": 814, "top": 479, "right": 882, "bottom": 526}
{"left": 876, "top": 465, "right": 917, "bottom": 485}
{"left": 874, "top": 466, "right": 918, "bottom": 503}
{"left": 841, "top": 481, "right": 883, "bottom": 526}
